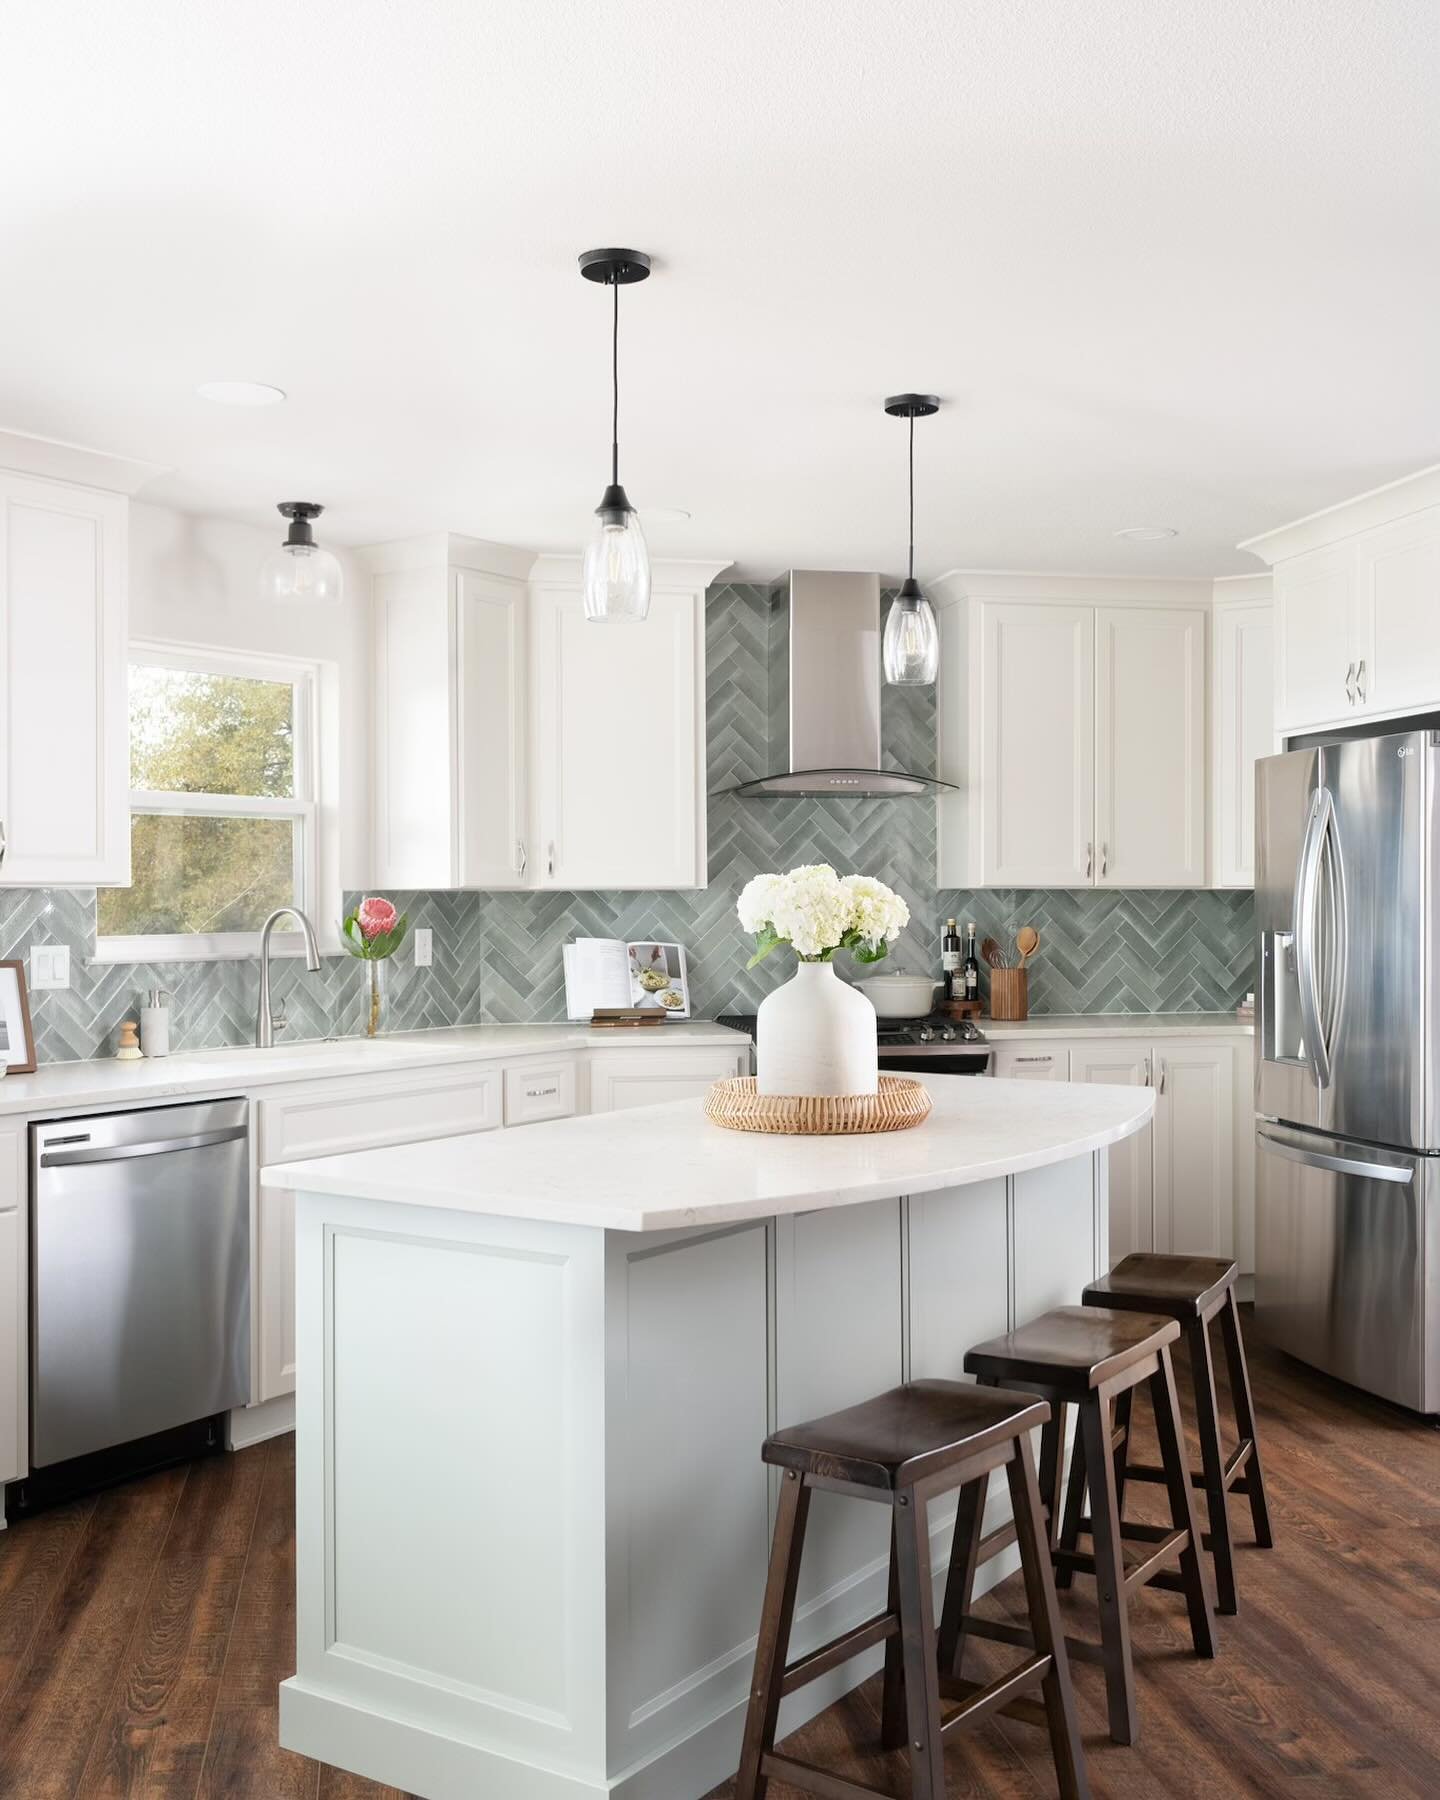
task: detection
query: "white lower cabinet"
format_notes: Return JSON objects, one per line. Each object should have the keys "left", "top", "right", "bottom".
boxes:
{"left": 587, "top": 1046, "right": 747, "bottom": 1112}
{"left": 0, "top": 1123, "right": 25, "bottom": 1488}
{"left": 1001, "top": 1032, "right": 1248, "bottom": 1270}
{"left": 1069, "top": 1044, "right": 1155, "bottom": 1263}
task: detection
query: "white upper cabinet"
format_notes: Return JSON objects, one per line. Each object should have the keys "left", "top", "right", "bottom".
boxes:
{"left": 1243, "top": 470, "right": 1440, "bottom": 737}
{"left": 0, "top": 471, "right": 129, "bottom": 887}
{"left": 372, "top": 536, "right": 533, "bottom": 890}
{"left": 979, "top": 602, "right": 1094, "bottom": 887}
{"left": 937, "top": 576, "right": 1212, "bottom": 890}
{"left": 529, "top": 558, "right": 720, "bottom": 891}
{"left": 1271, "top": 543, "right": 1359, "bottom": 732}
{"left": 1211, "top": 582, "right": 1273, "bottom": 889}
{"left": 1094, "top": 606, "right": 1206, "bottom": 887}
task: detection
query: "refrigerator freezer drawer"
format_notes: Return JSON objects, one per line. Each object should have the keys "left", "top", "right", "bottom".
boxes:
{"left": 1255, "top": 1122, "right": 1438, "bottom": 1414}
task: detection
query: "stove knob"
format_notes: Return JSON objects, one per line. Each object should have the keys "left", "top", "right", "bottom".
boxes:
{"left": 939, "top": 1025, "right": 957, "bottom": 1042}
{"left": 917, "top": 1025, "right": 935, "bottom": 1043}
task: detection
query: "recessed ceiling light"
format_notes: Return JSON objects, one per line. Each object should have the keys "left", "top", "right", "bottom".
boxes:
{"left": 1114, "top": 525, "right": 1178, "bottom": 542}
{"left": 645, "top": 507, "right": 692, "bottom": 523}
{"left": 197, "top": 380, "right": 287, "bottom": 407}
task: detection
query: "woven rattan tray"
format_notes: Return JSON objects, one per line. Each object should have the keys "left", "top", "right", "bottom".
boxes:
{"left": 703, "top": 1075, "right": 932, "bottom": 1136}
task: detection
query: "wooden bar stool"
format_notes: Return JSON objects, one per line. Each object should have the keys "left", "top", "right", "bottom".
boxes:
{"left": 964, "top": 1307, "right": 1218, "bottom": 1746}
{"left": 1075, "top": 1253, "right": 1274, "bottom": 1616}
{"left": 736, "top": 1379, "right": 1089, "bottom": 1800}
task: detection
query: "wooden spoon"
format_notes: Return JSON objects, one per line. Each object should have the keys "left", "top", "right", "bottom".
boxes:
{"left": 1015, "top": 926, "right": 1040, "bottom": 966}
{"left": 981, "top": 936, "right": 1006, "bottom": 970}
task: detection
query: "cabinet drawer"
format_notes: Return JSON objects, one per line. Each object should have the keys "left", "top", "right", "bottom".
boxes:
{"left": 504, "top": 1058, "right": 578, "bottom": 1127}
{"left": 259, "top": 1064, "right": 502, "bottom": 1164}
{"left": 992, "top": 1044, "right": 1071, "bottom": 1081}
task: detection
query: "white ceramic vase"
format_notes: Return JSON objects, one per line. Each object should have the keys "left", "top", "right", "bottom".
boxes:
{"left": 756, "top": 960, "right": 879, "bottom": 1097}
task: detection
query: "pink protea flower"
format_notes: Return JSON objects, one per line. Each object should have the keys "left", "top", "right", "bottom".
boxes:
{"left": 356, "top": 896, "right": 398, "bottom": 941}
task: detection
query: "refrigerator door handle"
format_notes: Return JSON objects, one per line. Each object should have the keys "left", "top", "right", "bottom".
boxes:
{"left": 1292, "top": 786, "right": 1333, "bottom": 1090}
{"left": 1257, "top": 1124, "right": 1414, "bottom": 1185}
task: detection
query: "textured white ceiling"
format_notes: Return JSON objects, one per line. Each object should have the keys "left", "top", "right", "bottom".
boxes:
{"left": 1, "top": 1, "right": 1437, "bottom": 577}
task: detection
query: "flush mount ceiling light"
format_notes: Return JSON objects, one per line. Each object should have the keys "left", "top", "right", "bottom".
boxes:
{"left": 1114, "top": 524, "right": 1179, "bottom": 542}
{"left": 260, "top": 503, "right": 343, "bottom": 605}
{"left": 197, "top": 380, "right": 286, "bottom": 406}
{"left": 882, "top": 393, "right": 941, "bottom": 686}
{"left": 578, "top": 248, "right": 652, "bottom": 622}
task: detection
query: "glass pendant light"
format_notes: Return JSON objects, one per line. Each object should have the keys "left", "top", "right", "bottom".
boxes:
{"left": 260, "top": 503, "right": 344, "bottom": 605}
{"left": 882, "top": 394, "right": 941, "bottom": 685}
{"left": 578, "top": 248, "right": 652, "bottom": 622}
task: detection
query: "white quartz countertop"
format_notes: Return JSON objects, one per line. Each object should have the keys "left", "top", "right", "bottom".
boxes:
{"left": 264, "top": 1074, "right": 1156, "bottom": 1233}
{"left": 983, "top": 1012, "right": 1253, "bottom": 1040}
{"left": 0, "top": 1021, "right": 746, "bottom": 1118}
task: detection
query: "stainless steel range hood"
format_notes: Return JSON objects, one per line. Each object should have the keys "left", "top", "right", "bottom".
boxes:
{"left": 720, "top": 570, "right": 954, "bottom": 798}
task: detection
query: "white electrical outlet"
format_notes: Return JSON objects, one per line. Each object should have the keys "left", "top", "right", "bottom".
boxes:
{"left": 30, "top": 944, "right": 71, "bottom": 989}
{"left": 414, "top": 928, "right": 433, "bottom": 969}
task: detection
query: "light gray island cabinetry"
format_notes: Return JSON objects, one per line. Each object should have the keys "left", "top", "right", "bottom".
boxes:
{"left": 265, "top": 1076, "right": 1153, "bottom": 1800}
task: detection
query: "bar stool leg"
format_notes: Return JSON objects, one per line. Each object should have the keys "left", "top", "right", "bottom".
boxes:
{"left": 894, "top": 1491, "right": 947, "bottom": 1800}
{"left": 1111, "top": 1385, "right": 1135, "bottom": 1519}
{"left": 936, "top": 1470, "right": 987, "bottom": 1685}
{"left": 1220, "top": 1287, "right": 1274, "bottom": 1548}
{"left": 1054, "top": 1405, "right": 1085, "bottom": 1591}
{"left": 1149, "top": 1346, "right": 1219, "bottom": 1658}
{"left": 1078, "top": 1393, "right": 1138, "bottom": 1746}
{"left": 881, "top": 1513, "right": 907, "bottom": 1751}
{"left": 1006, "top": 1437, "right": 1091, "bottom": 1800}
{"left": 1189, "top": 1314, "right": 1238, "bottom": 1615}
{"left": 1038, "top": 1411, "right": 1065, "bottom": 1542}
{"left": 736, "top": 1471, "right": 811, "bottom": 1800}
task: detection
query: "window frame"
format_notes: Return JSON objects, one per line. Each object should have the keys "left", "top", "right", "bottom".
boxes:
{"left": 94, "top": 640, "right": 322, "bottom": 964}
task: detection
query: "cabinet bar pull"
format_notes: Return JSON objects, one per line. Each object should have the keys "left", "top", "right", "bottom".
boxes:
{"left": 1355, "top": 658, "right": 1366, "bottom": 702}
{"left": 1015, "top": 1055, "right": 1052, "bottom": 1065}
{"left": 1085, "top": 842, "right": 1093, "bottom": 880}
{"left": 1344, "top": 661, "right": 1357, "bottom": 703}
{"left": 0, "top": 817, "right": 6, "bottom": 868}
{"left": 1100, "top": 842, "right": 1109, "bottom": 878}
{"left": 548, "top": 841, "right": 556, "bottom": 878}
{"left": 1157, "top": 1057, "right": 1167, "bottom": 1095}
{"left": 516, "top": 838, "right": 527, "bottom": 878}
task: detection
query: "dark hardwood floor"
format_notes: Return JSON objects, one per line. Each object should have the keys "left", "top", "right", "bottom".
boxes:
{"left": 0, "top": 1318, "right": 1436, "bottom": 1798}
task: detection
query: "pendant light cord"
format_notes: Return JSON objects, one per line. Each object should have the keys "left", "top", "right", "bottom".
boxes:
{"left": 907, "top": 412, "right": 915, "bottom": 583}
{"left": 611, "top": 277, "right": 620, "bottom": 487}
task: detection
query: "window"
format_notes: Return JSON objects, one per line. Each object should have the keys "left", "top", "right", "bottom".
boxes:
{"left": 97, "top": 644, "right": 320, "bottom": 960}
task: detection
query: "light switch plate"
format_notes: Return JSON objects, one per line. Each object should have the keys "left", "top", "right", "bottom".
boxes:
{"left": 413, "top": 928, "right": 433, "bottom": 969}
{"left": 31, "top": 944, "right": 71, "bottom": 989}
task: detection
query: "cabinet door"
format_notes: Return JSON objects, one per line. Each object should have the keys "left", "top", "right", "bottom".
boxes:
{"left": 1273, "top": 544, "right": 1358, "bottom": 732}
{"left": 0, "top": 473, "right": 128, "bottom": 886}
{"left": 530, "top": 582, "right": 705, "bottom": 889}
{"left": 455, "top": 570, "right": 529, "bottom": 887}
{"left": 588, "top": 1048, "right": 747, "bottom": 1113}
{"left": 1212, "top": 602, "right": 1273, "bottom": 888}
{"left": 373, "top": 564, "right": 456, "bottom": 888}
{"left": 979, "top": 603, "right": 1094, "bottom": 886}
{"left": 1071, "top": 1042, "right": 1153, "bottom": 1265}
{"left": 1095, "top": 607, "right": 1205, "bottom": 887}
{"left": 1357, "top": 512, "right": 1440, "bottom": 718}
{"left": 992, "top": 1043, "right": 1071, "bottom": 1081}
{"left": 0, "top": 1122, "right": 25, "bottom": 1484}
{"left": 1152, "top": 1041, "right": 1235, "bottom": 1256}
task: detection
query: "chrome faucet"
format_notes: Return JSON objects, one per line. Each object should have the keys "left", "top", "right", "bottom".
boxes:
{"left": 256, "top": 907, "right": 323, "bottom": 1047}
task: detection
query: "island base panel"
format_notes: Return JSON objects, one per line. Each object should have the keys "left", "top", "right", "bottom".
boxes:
{"left": 284, "top": 1152, "right": 1106, "bottom": 1797}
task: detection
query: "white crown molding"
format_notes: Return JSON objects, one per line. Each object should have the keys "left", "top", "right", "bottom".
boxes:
{"left": 1212, "top": 572, "right": 1271, "bottom": 605}
{"left": 928, "top": 568, "right": 1213, "bottom": 610}
{"left": 0, "top": 426, "right": 168, "bottom": 495}
{"left": 360, "top": 532, "right": 536, "bottom": 581}
{"left": 1238, "top": 464, "right": 1440, "bottom": 565}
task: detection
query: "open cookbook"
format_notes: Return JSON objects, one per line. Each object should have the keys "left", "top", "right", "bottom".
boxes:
{"left": 563, "top": 938, "right": 691, "bottom": 1020}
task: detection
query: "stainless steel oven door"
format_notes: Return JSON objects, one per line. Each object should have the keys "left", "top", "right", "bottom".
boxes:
{"left": 1255, "top": 1121, "right": 1437, "bottom": 1414}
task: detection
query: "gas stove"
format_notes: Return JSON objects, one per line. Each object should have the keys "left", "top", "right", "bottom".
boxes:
{"left": 714, "top": 1013, "right": 992, "bottom": 1075}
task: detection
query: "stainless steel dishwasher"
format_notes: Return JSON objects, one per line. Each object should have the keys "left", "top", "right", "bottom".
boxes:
{"left": 30, "top": 1098, "right": 251, "bottom": 1472}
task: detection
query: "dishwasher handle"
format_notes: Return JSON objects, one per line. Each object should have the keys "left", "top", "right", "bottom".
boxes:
{"left": 38, "top": 1123, "right": 248, "bottom": 1169}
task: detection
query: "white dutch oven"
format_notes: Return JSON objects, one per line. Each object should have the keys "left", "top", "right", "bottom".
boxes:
{"left": 853, "top": 972, "right": 940, "bottom": 1018}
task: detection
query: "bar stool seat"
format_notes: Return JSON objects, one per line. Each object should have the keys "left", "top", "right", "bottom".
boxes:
{"left": 965, "top": 1306, "right": 1217, "bottom": 1747}
{"left": 737, "top": 1379, "right": 1089, "bottom": 1800}
{"left": 1076, "top": 1253, "right": 1274, "bottom": 1618}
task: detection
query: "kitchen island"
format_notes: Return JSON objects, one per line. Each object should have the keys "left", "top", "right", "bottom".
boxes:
{"left": 264, "top": 1075, "right": 1153, "bottom": 1800}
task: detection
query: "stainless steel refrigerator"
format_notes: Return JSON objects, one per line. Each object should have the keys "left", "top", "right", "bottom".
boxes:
{"left": 1255, "top": 730, "right": 1439, "bottom": 1415}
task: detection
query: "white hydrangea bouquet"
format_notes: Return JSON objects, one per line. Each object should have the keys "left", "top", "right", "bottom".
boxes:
{"left": 737, "top": 865, "right": 911, "bottom": 1099}
{"left": 737, "top": 865, "right": 910, "bottom": 965}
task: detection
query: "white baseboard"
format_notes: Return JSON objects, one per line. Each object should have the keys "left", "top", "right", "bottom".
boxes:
{"left": 228, "top": 1392, "right": 295, "bottom": 1450}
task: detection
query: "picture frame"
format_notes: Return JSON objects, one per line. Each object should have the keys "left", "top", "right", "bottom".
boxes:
{"left": 0, "top": 960, "right": 37, "bottom": 1074}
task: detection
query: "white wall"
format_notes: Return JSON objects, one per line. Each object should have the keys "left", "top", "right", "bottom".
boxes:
{"left": 128, "top": 501, "right": 373, "bottom": 892}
